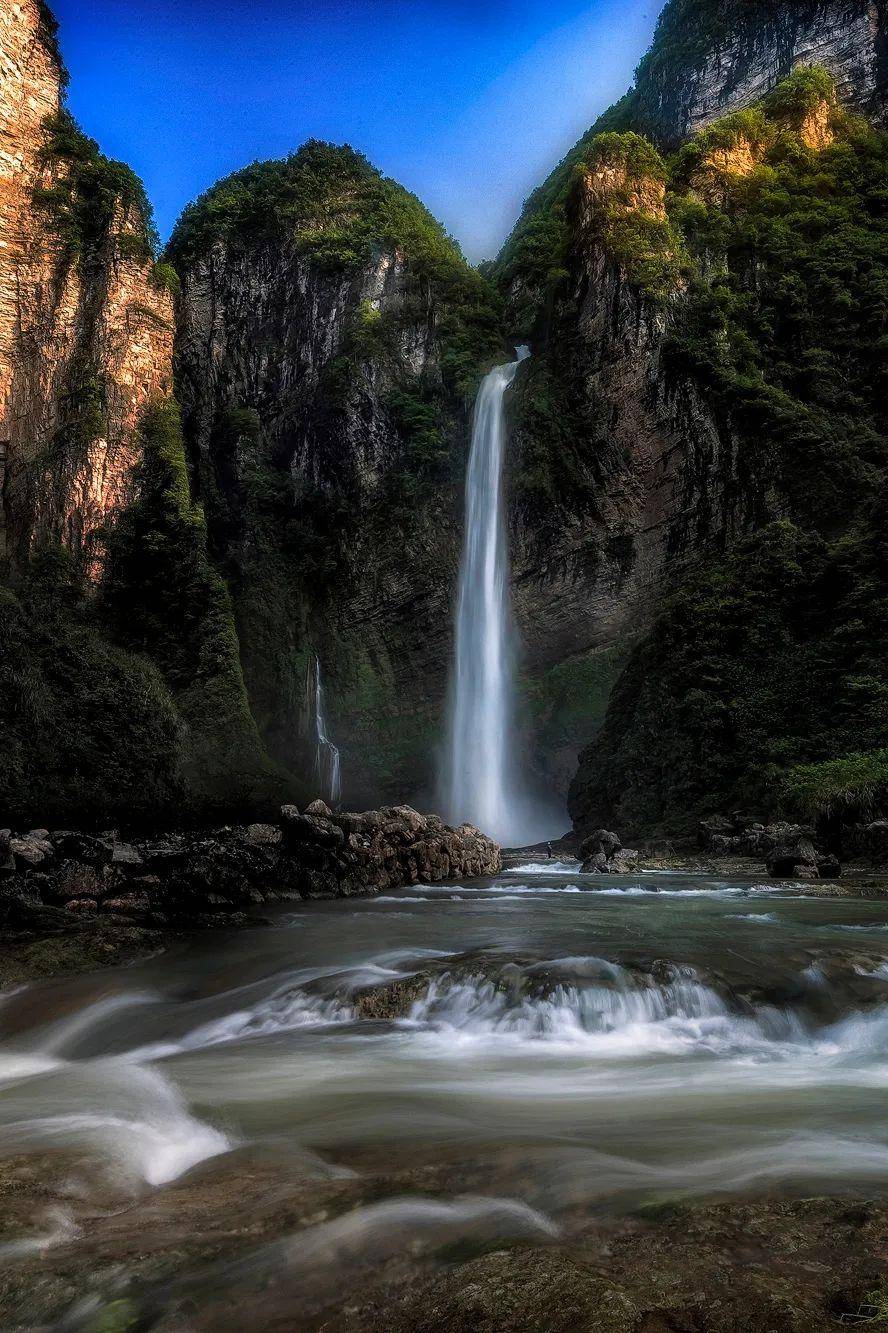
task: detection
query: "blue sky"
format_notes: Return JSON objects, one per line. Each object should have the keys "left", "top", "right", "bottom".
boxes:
{"left": 51, "top": 0, "right": 661, "bottom": 261}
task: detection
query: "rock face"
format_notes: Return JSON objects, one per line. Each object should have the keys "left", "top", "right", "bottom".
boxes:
{"left": 0, "top": 0, "right": 174, "bottom": 576}
{"left": 496, "top": 59, "right": 888, "bottom": 840}
{"left": 633, "top": 0, "right": 888, "bottom": 147}
{"left": 170, "top": 213, "right": 469, "bottom": 799}
{"left": 0, "top": 806, "right": 501, "bottom": 930}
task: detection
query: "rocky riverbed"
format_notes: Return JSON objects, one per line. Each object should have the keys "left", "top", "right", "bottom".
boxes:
{"left": 0, "top": 805, "right": 500, "bottom": 985}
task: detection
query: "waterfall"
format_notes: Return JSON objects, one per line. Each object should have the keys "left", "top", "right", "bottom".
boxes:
{"left": 444, "top": 348, "right": 532, "bottom": 845}
{"left": 312, "top": 656, "right": 341, "bottom": 808}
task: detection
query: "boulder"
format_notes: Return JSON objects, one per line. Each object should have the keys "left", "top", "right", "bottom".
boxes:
{"left": 609, "top": 848, "right": 640, "bottom": 874}
{"left": 816, "top": 852, "right": 842, "bottom": 878}
{"left": 102, "top": 895, "right": 151, "bottom": 916}
{"left": 50, "top": 831, "right": 112, "bottom": 866}
{"left": 11, "top": 836, "right": 53, "bottom": 870}
{"left": 111, "top": 842, "right": 143, "bottom": 868}
{"left": 580, "top": 851, "right": 609, "bottom": 874}
{"left": 579, "top": 829, "right": 622, "bottom": 860}
{"left": 138, "top": 841, "right": 187, "bottom": 870}
{"left": 766, "top": 834, "right": 818, "bottom": 878}
{"left": 305, "top": 799, "right": 334, "bottom": 817}
{"left": 280, "top": 806, "right": 345, "bottom": 850}
{"left": 698, "top": 814, "right": 734, "bottom": 847}
{"left": 244, "top": 823, "right": 282, "bottom": 848}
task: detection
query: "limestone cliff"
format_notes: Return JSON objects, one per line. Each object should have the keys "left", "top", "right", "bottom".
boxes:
{"left": 502, "top": 65, "right": 888, "bottom": 838}
{"left": 0, "top": 1, "right": 277, "bottom": 827}
{"left": 0, "top": 0, "right": 174, "bottom": 576}
{"left": 168, "top": 145, "right": 503, "bottom": 806}
{"left": 632, "top": 0, "right": 887, "bottom": 146}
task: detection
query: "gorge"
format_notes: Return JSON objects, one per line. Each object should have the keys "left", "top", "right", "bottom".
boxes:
{"left": 2, "top": 0, "right": 888, "bottom": 1325}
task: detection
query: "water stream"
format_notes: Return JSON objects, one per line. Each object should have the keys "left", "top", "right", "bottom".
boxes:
{"left": 444, "top": 349, "right": 545, "bottom": 845}
{"left": 311, "top": 654, "right": 341, "bottom": 807}
{"left": 2, "top": 870, "right": 888, "bottom": 1324}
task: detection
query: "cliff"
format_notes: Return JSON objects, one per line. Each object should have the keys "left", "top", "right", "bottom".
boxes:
{"left": 168, "top": 144, "right": 503, "bottom": 806}
{"left": 0, "top": 1, "right": 278, "bottom": 827}
{"left": 0, "top": 1, "right": 174, "bottom": 574}
{"left": 632, "top": 0, "right": 888, "bottom": 146}
{"left": 502, "top": 61, "right": 888, "bottom": 838}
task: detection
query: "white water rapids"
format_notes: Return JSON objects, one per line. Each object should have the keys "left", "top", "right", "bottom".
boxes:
{"left": 3, "top": 871, "right": 888, "bottom": 1325}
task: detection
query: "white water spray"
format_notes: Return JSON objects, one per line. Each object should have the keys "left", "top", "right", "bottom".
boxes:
{"left": 445, "top": 349, "right": 557, "bottom": 845}
{"left": 312, "top": 656, "right": 341, "bottom": 808}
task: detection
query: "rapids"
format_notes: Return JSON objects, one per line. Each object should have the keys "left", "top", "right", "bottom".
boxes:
{"left": 2, "top": 867, "right": 888, "bottom": 1324}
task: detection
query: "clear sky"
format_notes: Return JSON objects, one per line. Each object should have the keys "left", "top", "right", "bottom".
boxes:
{"left": 51, "top": 0, "right": 662, "bottom": 262}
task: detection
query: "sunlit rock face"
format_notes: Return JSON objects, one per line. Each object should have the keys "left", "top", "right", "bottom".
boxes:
{"left": 0, "top": 1, "right": 174, "bottom": 578}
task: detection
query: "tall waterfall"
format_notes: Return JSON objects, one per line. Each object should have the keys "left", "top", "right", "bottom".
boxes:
{"left": 312, "top": 656, "right": 341, "bottom": 808}
{"left": 444, "top": 348, "right": 532, "bottom": 845}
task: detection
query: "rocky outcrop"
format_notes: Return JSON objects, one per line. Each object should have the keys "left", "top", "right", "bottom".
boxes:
{"left": 697, "top": 814, "right": 842, "bottom": 878}
{"left": 0, "top": 0, "right": 174, "bottom": 576}
{"left": 633, "top": 0, "right": 888, "bottom": 148}
{"left": 0, "top": 805, "right": 500, "bottom": 931}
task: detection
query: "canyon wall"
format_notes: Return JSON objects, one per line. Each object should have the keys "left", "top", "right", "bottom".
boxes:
{"left": 494, "top": 31, "right": 888, "bottom": 836}
{"left": 632, "top": 0, "right": 887, "bottom": 146}
{"left": 168, "top": 146, "right": 504, "bottom": 807}
{"left": 0, "top": 1, "right": 276, "bottom": 828}
{"left": 0, "top": 0, "right": 174, "bottom": 576}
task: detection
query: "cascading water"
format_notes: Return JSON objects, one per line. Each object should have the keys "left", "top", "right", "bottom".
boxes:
{"left": 445, "top": 348, "right": 557, "bottom": 845}
{"left": 312, "top": 655, "right": 341, "bottom": 808}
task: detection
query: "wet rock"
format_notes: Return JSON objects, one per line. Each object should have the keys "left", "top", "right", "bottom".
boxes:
{"left": 102, "top": 895, "right": 151, "bottom": 916}
{"left": 767, "top": 834, "right": 818, "bottom": 878}
{"left": 139, "top": 840, "right": 187, "bottom": 870}
{"left": 244, "top": 823, "right": 282, "bottom": 847}
{"left": 580, "top": 829, "right": 622, "bottom": 860}
{"left": 280, "top": 806, "right": 346, "bottom": 850}
{"left": 609, "top": 848, "right": 640, "bottom": 874}
{"left": 304, "top": 799, "right": 334, "bottom": 817}
{"left": 10, "top": 835, "right": 52, "bottom": 870}
{"left": 0, "top": 830, "right": 15, "bottom": 875}
{"left": 111, "top": 841, "right": 143, "bottom": 869}
{"left": 50, "top": 831, "right": 112, "bottom": 866}
{"left": 42, "top": 862, "right": 103, "bottom": 904}
{"left": 581, "top": 851, "right": 609, "bottom": 873}
{"left": 698, "top": 814, "right": 734, "bottom": 846}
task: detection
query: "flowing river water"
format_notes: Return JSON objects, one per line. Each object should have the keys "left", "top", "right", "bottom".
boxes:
{"left": 3, "top": 867, "right": 888, "bottom": 1327}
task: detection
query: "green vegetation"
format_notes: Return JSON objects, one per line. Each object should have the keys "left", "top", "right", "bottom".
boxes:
{"left": 574, "top": 492, "right": 888, "bottom": 834}
{"left": 782, "top": 751, "right": 888, "bottom": 824}
{"left": 0, "top": 550, "right": 182, "bottom": 828}
{"left": 168, "top": 141, "right": 501, "bottom": 401}
{"left": 522, "top": 641, "right": 634, "bottom": 765}
{"left": 493, "top": 93, "right": 645, "bottom": 331}
{"left": 101, "top": 400, "right": 282, "bottom": 811}
{"left": 582, "top": 133, "right": 684, "bottom": 302}
{"left": 663, "top": 71, "right": 888, "bottom": 530}
{"left": 35, "top": 110, "right": 158, "bottom": 265}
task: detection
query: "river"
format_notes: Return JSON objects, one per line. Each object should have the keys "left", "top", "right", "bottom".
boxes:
{"left": 2, "top": 865, "right": 888, "bottom": 1328}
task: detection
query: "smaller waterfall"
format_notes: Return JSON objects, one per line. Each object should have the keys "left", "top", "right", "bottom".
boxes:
{"left": 312, "top": 656, "right": 341, "bottom": 808}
